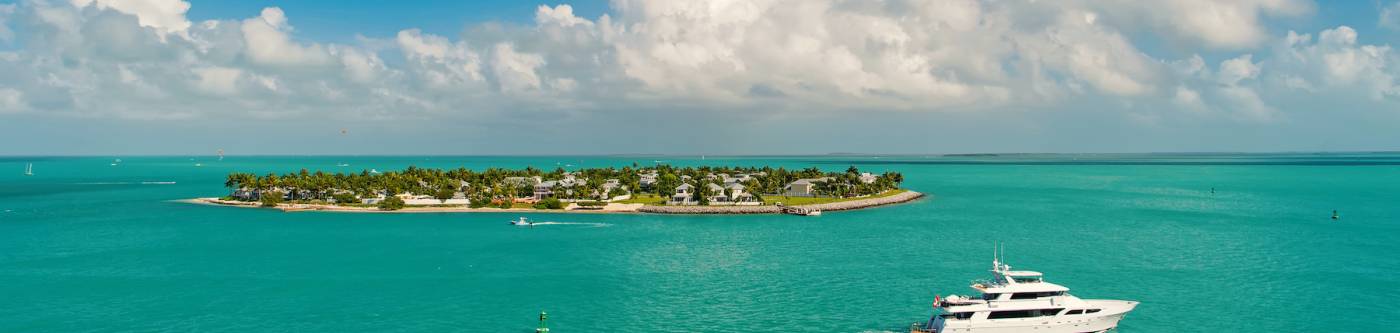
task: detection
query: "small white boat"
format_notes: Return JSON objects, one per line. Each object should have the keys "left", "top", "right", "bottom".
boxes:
{"left": 805, "top": 210, "right": 822, "bottom": 216}
{"left": 24, "top": 163, "right": 33, "bottom": 176}
{"left": 336, "top": 163, "right": 350, "bottom": 167}
{"left": 510, "top": 217, "right": 535, "bottom": 227}
{"left": 369, "top": 169, "right": 381, "bottom": 174}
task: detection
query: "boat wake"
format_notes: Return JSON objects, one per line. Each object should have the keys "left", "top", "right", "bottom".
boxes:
{"left": 529, "top": 221, "right": 612, "bottom": 228}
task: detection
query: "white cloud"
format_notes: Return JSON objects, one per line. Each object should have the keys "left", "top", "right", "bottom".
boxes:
{"left": 70, "top": 0, "right": 191, "bottom": 36}
{"left": 0, "top": 88, "right": 29, "bottom": 113}
{"left": 535, "top": 4, "right": 591, "bottom": 28}
{"left": 1382, "top": 1, "right": 1400, "bottom": 30}
{"left": 0, "top": 4, "right": 15, "bottom": 42}
{"left": 491, "top": 43, "right": 546, "bottom": 93}
{"left": 1218, "top": 54, "right": 1261, "bottom": 86}
{"left": 0, "top": 0, "right": 1395, "bottom": 129}
{"left": 192, "top": 66, "right": 242, "bottom": 96}
{"left": 1082, "top": 0, "right": 1311, "bottom": 49}
{"left": 240, "top": 7, "right": 332, "bottom": 67}
{"left": 397, "top": 29, "right": 484, "bottom": 88}
{"left": 1274, "top": 26, "right": 1399, "bottom": 100}
{"left": 1173, "top": 86, "right": 1206, "bottom": 111}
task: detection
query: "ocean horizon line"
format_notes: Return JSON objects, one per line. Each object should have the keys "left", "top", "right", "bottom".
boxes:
{"left": 2, "top": 150, "right": 1399, "bottom": 158}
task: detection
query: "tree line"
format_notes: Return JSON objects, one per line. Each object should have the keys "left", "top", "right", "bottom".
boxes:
{"left": 224, "top": 164, "right": 904, "bottom": 206}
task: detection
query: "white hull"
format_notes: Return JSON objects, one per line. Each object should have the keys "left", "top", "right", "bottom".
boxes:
{"left": 921, "top": 300, "right": 1136, "bottom": 333}
{"left": 933, "top": 312, "right": 1126, "bottom": 333}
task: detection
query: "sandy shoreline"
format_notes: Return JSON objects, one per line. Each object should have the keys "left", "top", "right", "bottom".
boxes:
{"left": 183, "top": 191, "right": 924, "bottom": 215}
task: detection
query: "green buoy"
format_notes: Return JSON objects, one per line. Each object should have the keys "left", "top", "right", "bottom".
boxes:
{"left": 536, "top": 311, "right": 549, "bottom": 333}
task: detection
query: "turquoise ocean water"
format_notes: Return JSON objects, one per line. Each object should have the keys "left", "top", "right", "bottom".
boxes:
{"left": 1, "top": 154, "right": 1398, "bottom": 332}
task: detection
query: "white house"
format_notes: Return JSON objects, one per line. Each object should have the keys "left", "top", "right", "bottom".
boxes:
{"left": 783, "top": 177, "right": 832, "bottom": 197}
{"left": 668, "top": 183, "right": 696, "bottom": 205}
{"left": 728, "top": 183, "right": 759, "bottom": 205}
{"left": 534, "top": 180, "right": 558, "bottom": 199}
{"left": 706, "top": 183, "right": 729, "bottom": 203}
{"left": 859, "top": 172, "right": 877, "bottom": 184}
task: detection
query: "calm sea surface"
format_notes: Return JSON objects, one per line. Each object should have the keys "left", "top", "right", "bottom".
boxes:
{"left": 1, "top": 154, "right": 1398, "bottom": 332}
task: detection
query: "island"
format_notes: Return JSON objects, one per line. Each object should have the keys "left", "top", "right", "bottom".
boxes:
{"left": 193, "top": 165, "right": 923, "bottom": 214}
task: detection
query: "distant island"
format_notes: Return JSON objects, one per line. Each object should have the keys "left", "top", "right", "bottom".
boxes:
{"left": 194, "top": 165, "right": 923, "bottom": 214}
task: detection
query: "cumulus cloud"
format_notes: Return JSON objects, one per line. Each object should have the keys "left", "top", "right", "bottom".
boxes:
{"left": 71, "top": 0, "right": 191, "bottom": 36}
{"left": 240, "top": 7, "right": 332, "bottom": 67}
{"left": 1082, "top": 0, "right": 1312, "bottom": 49}
{"left": 1274, "top": 26, "right": 1399, "bottom": 100}
{"left": 0, "top": 0, "right": 1395, "bottom": 131}
{"left": 1383, "top": 1, "right": 1400, "bottom": 30}
{"left": 0, "top": 88, "right": 29, "bottom": 113}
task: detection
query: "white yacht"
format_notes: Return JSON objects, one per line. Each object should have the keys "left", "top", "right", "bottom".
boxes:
{"left": 912, "top": 254, "right": 1137, "bottom": 333}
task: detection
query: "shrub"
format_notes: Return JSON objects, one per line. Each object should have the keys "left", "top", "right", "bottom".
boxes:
{"left": 434, "top": 188, "right": 455, "bottom": 203}
{"left": 498, "top": 200, "right": 514, "bottom": 209}
{"left": 469, "top": 198, "right": 490, "bottom": 208}
{"left": 576, "top": 201, "right": 606, "bottom": 207}
{"left": 260, "top": 191, "right": 284, "bottom": 207}
{"left": 378, "top": 196, "right": 405, "bottom": 211}
{"left": 532, "top": 198, "right": 564, "bottom": 210}
{"left": 332, "top": 193, "right": 358, "bottom": 204}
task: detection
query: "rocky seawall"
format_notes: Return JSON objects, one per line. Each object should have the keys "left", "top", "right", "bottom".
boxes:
{"left": 637, "top": 191, "right": 925, "bottom": 214}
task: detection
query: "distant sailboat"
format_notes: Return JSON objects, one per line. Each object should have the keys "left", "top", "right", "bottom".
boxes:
{"left": 24, "top": 163, "right": 33, "bottom": 176}
{"left": 217, "top": 149, "right": 224, "bottom": 161}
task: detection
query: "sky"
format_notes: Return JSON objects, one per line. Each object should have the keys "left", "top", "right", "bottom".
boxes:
{"left": 1, "top": 0, "right": 1399, "bottom": 155}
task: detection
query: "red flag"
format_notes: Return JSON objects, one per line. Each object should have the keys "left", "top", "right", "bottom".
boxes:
{"left": 933, "top": 295, "right": 940, "bottom": 307}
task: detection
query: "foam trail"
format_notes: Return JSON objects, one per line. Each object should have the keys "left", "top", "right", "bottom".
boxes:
{"left": 530, "top": 221, "right": 612, "bottom": 228}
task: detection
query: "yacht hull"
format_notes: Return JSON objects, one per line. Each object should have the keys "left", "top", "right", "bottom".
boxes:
{"left": 914, "top": 300, "right": 1135, "bottom": 333}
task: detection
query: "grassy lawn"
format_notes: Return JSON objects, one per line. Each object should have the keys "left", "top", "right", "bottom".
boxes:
{"left": 616, "top": 193, "right": 668, "bottom": 205}
{"left": 761, "top": 189, "right": 907, "bottom": 206}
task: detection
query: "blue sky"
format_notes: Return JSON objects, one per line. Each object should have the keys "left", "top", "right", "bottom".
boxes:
{"left": 1, "top": 0, "right": 1399, "bottom": 155}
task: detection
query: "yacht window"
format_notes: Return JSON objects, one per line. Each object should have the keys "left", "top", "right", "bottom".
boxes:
{"left": 980, "top": 309, "right": 1052, "bottom": 320}
{"left": 981, "top": 293, "right": 1000, "bottom": 301}
{"left": 1065, "top": 309, "right": 1084, "bottom": 315}
{"left": 986, "top": 310, "right": 1037, "bottom": 320}
{"left": 1009, "top": 291, "right": 1063, "bottom": 300}
{"left": 939, "top": 312, "right": 971, "bottom": 320}
{"left": 1086, "top": 309, "right": 1101, "bottom": 314}
{"left": 1012, "top": 276, "right": 1042, "bottom": 283}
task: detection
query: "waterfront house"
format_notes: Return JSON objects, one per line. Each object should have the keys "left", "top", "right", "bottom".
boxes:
{"left": 534, "top": 180, "right": 558, "bottom": 199}
{"left": 722, "top": 173, "right": 752, "bottom": 185}
{"left": 783, "top": 177, "right": 832, "bottom": 197}
{"left": 706, "top": 183, "right": 729, "bottom": 204}
{"left": 504, "top": 176, "right": 539, "bottom": 187}
{"left": 231, "top": 187, "right": 258, "bottom": 201}
{"left": 602, "top": 179, "right": 622, "bottom": 196}
{"left": 727, "top": 183, "right": 759, "bottom": 205}
{"left": 668, "top": 183, "right": 695, "bottom": 205}
{"left": 859, "top": 172, "right": 877, "bottom": 184}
